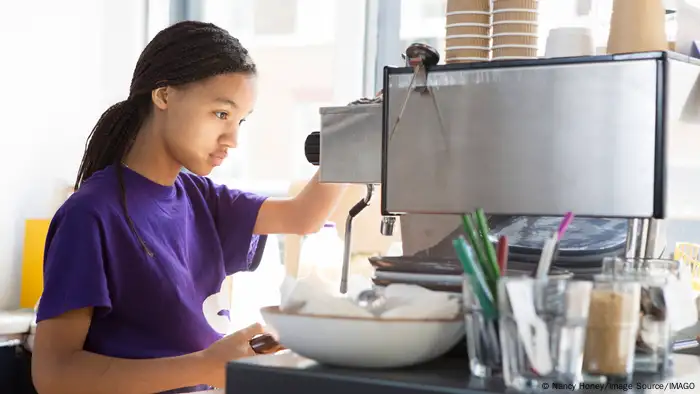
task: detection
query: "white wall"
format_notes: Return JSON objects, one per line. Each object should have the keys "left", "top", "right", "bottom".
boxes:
{"left": 0, "top": 1, "right": 146, "bottom": 309}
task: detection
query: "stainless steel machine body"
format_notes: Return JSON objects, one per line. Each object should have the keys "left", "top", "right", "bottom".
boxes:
{"left": 380, "top": 52, "right": 700, "bottom": 220}
{"left": 319, "top": 105, "right": 383, "bottom": 184}
{"left": 317, "top": 52, "right": 700, "bottom": 285}
{"left": 317, "top": 104, "right": 386, "bottom": 293}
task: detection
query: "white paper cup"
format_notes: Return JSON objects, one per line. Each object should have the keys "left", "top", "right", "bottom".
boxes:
{"left": 544, "top": 27, "right": 595, "bottom": 57}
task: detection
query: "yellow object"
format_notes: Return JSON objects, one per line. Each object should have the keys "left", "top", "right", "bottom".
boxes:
{"left": 674, "top": 242, "right": 700, "bottom": 292}
{"left": 19, "top": 219, "right": 51, "bottom": 309}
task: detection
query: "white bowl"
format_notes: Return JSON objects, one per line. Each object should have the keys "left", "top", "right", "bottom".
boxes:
{"left": 260, "top": 306, "right": 464, "bottom": 369}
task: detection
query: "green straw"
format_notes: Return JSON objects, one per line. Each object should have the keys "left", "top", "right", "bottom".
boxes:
{"left": 461, "top": 214, "right": 497, "bottom": 295}
{"left": 474, "top": 209, "right": 501, "bottom": 281}
{"left": 453, "top": 237, "right": 497, "bottom": 319}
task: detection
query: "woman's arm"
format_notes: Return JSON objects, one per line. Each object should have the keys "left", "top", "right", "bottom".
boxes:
{"left": 35, "top": 206, "right": 219, "bottom": 392}
{"left": 32, "top": 308, "right": 213, "bottom": 394}
{"left": 253, "top": 170, "right": 347, "bottom": 235}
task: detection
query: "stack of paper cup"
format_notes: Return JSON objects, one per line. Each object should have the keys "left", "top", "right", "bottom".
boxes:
{"left": 445, "top": 0, "right": 491, "bottom": 63}
{"left": 492, "top": 0, "right": 539, "bottom": 60}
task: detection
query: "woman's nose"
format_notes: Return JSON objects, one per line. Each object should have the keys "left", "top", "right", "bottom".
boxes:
{"left": 219, "top": 128, "right": 238, "bottom": 149}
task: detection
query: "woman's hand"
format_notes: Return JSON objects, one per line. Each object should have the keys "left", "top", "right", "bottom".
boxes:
{"left": 201, "top": 323, "right": 266, "bottom": 387}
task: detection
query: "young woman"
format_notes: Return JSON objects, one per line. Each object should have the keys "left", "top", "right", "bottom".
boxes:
{"left": 31, "top": 21, "right": 346, "bottom": 394}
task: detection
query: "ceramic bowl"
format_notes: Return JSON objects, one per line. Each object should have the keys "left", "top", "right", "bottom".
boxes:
{"left": 260, "top": 306, "right": 464, "bottom": 369}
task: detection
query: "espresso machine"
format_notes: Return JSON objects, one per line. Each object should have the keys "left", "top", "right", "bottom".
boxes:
{"left": 306, "top": 44, "right": 700, "bottom": 293}
{"left": 380, "top": 48, "right": 700, "bottom": 252}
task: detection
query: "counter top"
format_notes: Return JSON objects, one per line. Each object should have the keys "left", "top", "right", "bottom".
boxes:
{"left": 226, "top": 351, "right": 700, "bottom": 394}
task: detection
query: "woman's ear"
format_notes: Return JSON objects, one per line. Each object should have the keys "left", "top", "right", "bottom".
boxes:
{"left": 151, "top": 87, "right": 169, "bottom": 110}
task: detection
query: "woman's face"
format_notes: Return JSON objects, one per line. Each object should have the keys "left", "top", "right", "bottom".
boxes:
{"left": 156, "top": 72, "right": 257, "bottom": 176}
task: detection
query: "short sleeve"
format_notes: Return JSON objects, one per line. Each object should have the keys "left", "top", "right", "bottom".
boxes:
{"left": 191, "top": 176, "right": 268, "bottom": 275}
{"left": 36, "top": 206, "right": 112, "bottom": 323}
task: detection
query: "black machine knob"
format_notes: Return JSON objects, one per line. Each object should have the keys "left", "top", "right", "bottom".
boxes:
{"left": 304, "top": 131, "right": 320, "bottom": 165}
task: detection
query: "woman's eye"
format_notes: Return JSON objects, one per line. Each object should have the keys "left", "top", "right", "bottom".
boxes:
{"left": 214, "top": 111, "right": 228, "bottom": 120}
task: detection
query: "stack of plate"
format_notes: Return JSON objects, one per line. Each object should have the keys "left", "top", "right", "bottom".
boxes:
{"left": 370, "top": 257, "right": 573, "bottom": 293}
{"left": 490, "top": 216, "right": 628, "bottom": 276}
{"left": 370, "top": 217, "right": 628, "bottom": 291}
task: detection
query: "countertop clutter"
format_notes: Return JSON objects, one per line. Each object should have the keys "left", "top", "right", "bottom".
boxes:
{"left": 226, "top": 351, "right": 700, "bottom": 394}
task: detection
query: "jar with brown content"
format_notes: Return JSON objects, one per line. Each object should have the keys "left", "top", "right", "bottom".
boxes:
{"left": 582, "top": 278, "right": 641, "bottom": 380}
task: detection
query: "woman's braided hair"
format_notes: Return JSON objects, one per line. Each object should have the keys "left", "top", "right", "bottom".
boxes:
{"left": 75, "top": 21, "right": 256, "bottom": 256}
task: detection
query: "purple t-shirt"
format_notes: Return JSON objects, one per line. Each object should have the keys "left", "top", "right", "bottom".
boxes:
{"left": 36, "top": 164, "right": 268, "bottom": 393}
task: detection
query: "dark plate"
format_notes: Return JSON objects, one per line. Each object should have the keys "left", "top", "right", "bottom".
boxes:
{"left": 489, "top": 216, "right": 628, "bottom": 257}
{"left": 507, "top": 250, "right": 620, "bottom": 267}
{"left": 372, "top": 278, "right": 461, "bottom": 293}
{"left": 369, "top": 256, "right": 575, "bottom": 275}
{"left": 371, "top": 266, "right": 573, "bottom": 292}
{"left": 369, "top": 256, "right": 463, "bottom": 275}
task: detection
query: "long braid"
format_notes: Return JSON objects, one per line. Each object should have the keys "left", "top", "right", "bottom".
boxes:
{"left": 74, "top": 21, "right": 256, "bottom": 256}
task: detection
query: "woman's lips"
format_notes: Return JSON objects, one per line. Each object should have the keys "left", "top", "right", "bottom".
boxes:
{"left": 210, "top": 152, "right": 227, "bottom": 166}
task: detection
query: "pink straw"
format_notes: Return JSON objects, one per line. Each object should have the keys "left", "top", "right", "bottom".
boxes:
{"left": 556, "top": 212, "right": 574, "bottom": 240}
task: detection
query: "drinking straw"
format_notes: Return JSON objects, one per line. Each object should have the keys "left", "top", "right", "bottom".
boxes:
{"left": 454, "top": 236, "right": 497, "bottom": 319}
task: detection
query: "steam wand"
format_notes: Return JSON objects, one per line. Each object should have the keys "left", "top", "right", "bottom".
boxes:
{"left": 340, "top": 184, "right": 375, "bottom": 294}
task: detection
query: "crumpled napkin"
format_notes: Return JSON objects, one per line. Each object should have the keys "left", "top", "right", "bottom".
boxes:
{"left": 278, "top": 274, "right": 460, "bottom": 320}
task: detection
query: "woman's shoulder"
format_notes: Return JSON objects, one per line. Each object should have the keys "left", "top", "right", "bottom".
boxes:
{"left": 56, "top": 169, "right": 122, "bottom": 223}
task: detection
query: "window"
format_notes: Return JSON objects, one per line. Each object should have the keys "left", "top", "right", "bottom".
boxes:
{"left": 200, "top": 0, "right": 253, "bottom": 34}
{"left": 146, "top": 0, "right": 171, "bottom": 42}
{"left": 398, "top": 0, "right": 674, "bottom": 59}
{"left": 400, "top": 0, "right": 447, "bottom": 60}
{"left": 421, "top": 0, "right": 447, "bottom": 19}
{"left": 253, "top": 0, "right": 298, "bottom": 35}
{"left": 194, "top": 0, "right": 369, "bottom": 183}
